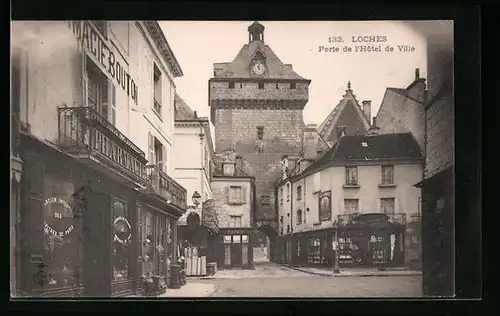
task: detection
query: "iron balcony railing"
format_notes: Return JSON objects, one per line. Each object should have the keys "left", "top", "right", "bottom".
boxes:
{"left": 387, "top": 213, "right": 407, "bottom": 225}
{"left": 145, "top": 165, "right": 187, "bottom": 210}
{"left": 336, "top": 212, "right": 407, "bottom": 225}
{"left": 58, "top": 106, "right": 147, "bottom": 181}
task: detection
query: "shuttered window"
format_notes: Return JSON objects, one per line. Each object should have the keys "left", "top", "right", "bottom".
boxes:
{"left": 148, "top": 133, "right": 155, "bottom": 165}
{"left": 226, "top": 186, "right": 246, "bottom": 205}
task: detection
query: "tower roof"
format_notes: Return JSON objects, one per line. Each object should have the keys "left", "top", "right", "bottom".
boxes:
{"left": 248, "top": 21, "right": 265, "bottom": 32}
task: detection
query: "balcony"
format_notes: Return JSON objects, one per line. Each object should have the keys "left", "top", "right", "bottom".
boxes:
{"left": 145, "top": 165, "right": 187, "bottom": 211}
{"left": 58, "top": 107, "right": 148, "bottom": 185}
{"left": 387, "top": 213, "right": 407, "bottom": 225}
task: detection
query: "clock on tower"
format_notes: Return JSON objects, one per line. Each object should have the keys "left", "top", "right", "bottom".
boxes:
{"left": 252, "top": 60, "right": 266, "bottom": 75}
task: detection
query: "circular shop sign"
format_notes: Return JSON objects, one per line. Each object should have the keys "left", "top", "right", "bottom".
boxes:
{"left": 43, "top": 197, "right": 75, "bottom": 238}
{"left": 113, "top": 216, "right": 131, "bottom": 244}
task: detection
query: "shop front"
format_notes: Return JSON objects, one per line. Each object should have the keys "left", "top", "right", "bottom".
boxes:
{"left": 177, "top": 207, "right": 219, "bottom": 276}
{"left": 291, "top": 229, "right": 332, "bottom": 267}
{"left": 217, "top": 228, "right": 254, "bottom": 269}
{"left": 18, "top": 129, "right": 185, "bottom": 297}
{"left": 335, "top": 214, "right": 406, "bottom": 267}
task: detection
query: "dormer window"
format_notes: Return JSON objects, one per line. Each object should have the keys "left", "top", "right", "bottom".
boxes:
{"left": 223, "top": 162, "right": 235, "bottom": 176}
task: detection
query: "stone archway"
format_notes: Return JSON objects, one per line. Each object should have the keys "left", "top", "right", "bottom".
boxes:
{"left": 253, "top": 222, "right": 278, "bottom": 264}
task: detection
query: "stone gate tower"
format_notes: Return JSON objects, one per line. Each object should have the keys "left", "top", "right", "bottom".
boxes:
{"left": 209, "top": 21, "right": 311, "bottom": 249}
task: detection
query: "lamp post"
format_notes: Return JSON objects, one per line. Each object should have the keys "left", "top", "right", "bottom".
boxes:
{"left": 192, "top": 191, "right": 202, "bottom": 208}
{"left": 332, "top": 219, "right": 341, "bottom": 274}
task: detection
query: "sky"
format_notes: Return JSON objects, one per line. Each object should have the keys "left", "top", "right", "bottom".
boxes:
{"left": 160, "top": 21, "right": 428, "bottom": 127}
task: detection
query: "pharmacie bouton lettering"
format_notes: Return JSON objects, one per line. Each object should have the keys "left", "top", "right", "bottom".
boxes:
{"left": 69, "top": 21, "right": 139, "bottom": 105}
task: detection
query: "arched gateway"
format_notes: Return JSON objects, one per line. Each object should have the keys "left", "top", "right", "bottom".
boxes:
{"left": 253, "top": 220, "right": 278, "bottom": 263}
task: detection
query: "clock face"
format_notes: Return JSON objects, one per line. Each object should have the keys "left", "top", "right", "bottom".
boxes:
{"left": 252, "top": 61, "right": 265, "bottom": 75}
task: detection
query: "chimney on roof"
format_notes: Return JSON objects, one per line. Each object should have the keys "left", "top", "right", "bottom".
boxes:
{"left": 193, "top": 110, "right": 198, "bottom": 119}
{"left": 235, "top": 155, "right": 243, "bottom": 171}
{"left": 362, "top": 100, "right": 372, "bottom": 123}
{"left": 302, "top": 124, "right": 319, "bottom": 161}
{"left": 367, "top": 117, "right": 380, "bottom": 136}
{"left": 407, "top": 68, "right": 427, "bottom": 103}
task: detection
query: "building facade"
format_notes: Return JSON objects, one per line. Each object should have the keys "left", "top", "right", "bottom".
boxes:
{"left": 11, "top": 20, "right": 187, "bottom": 297}
{"left": 211, "top": 150, "right": 255, "bottom": 269}
{"left": 173, "top": 94, "right": 218, "bottom": 273}
{"left": 413, "top": 22, "right": 455, "bottom": 297}
{"left": 277, "top": 132, "right": 424, "bottom": 268}
{"left": 375, "top": 68, "right": 427, "bottom": 153}
{"left": 208, "top": 21, "right": 311, "bottom": 262}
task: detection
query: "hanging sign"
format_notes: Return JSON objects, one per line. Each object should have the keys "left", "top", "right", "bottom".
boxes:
{"left": 113, "top": 216, "right": 132, "bottom": 244}
{"left": 43, "top": 197, "right": 75, "bottom": 238}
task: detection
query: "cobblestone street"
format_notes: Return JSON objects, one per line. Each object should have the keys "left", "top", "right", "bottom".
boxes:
{"left": 190, "top": 262, "right": 422, "bottom": 297}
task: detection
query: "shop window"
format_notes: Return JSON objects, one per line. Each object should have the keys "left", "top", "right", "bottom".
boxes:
{"left": 381, "top": 165, "right": 394, "bottom": 184}
{"left": 223, "top": 235, "right": 231, "bottom": 266}
{"left": 42, "top": 175, "right": 78, "bottom": 289}
{"left": 156, "top": 215, "right": 167, "bottom": 277}
{"left": 140, "top": 209, "right": 156, "bottom": 278}
{"left": 233, "top": 235, "right": 241, "bottom": 243}
{"left": 296, "top": 240, "right": 301, "bottom": 257}
{"left": 308, "top": 238, "right": 320, "bottom": 264}
{"left": 345, "top": 166, "right": 358, "bottom": 185}
{"left": 112, "top": 198, "right": 132, "bottom": 281}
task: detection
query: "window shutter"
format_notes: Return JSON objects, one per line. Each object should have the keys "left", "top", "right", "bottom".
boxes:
{"left": 162, "top": 146, "right": 167, "bottom": 173}
{"left": 358, "top": 199, "right": 363, "bottom": 214}
{"left": 110, "top": 83, "right": 116, "bottom": 125}
{"left": 241, "top": 186, "right": 247, "bottom": 204}
{"left": 394, "top": 197, "right": 400, "bottom": 214}
{"left": 148, "top": 133, "right": 155, "bottom": 165}
{"left": 376, "top": 198, "right": 381, "bottom": 213}
{"left": 224, "top": 187, "right": 230, "bottom": 204}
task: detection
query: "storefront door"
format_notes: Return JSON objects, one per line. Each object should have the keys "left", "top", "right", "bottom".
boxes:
{"left": 84, "top": 190, "right": 111, "bottom": 297}
{"left": 231, "top": 243, "right": 242, "bottom": 266}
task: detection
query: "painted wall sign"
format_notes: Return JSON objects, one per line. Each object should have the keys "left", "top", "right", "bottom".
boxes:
{"left": 113, "top": 216, "right": 132, "bottom": 244}
{"left": 68, "top": 21, "right": 139, "bottom": 105}
{"left": 43, "top": 197, "right": 75, "bottom": 238}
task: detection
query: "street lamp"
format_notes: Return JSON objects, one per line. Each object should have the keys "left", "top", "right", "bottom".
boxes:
{"left": 332, "top": 219, "right": 342, "bottom": 274}
{"left": 192, "top": 191, "right": 202, "bottom": 208}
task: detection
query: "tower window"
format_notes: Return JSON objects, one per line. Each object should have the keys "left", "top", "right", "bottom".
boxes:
{"left": 256, "top": 126, "right": 264, "bottom": 140}
{"left": 258, "top": 82, "right": 264, "bottom": 90}
{"left": 229, "top": 82, "right": 235, "bottom": 89}
{"left": 290, "top": 82, "right": 296, "bottom": 89}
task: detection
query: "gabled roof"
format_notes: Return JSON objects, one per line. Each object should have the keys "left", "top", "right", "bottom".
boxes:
{"left": 174, "top": 93, "right": 196, "bottom": 121}
{"left": 317, "top": 83, "right": 371, "bottom": 143}
{"left": 213, "top": 40, "right": 307, "bottom": 81}
{"left": 300, "top": 133, "right": 423, "bottom": 177}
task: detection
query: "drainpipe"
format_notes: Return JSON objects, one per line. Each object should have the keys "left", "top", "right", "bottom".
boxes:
{"left": 290, "top": 180, "right": 293, "bottom": 265}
